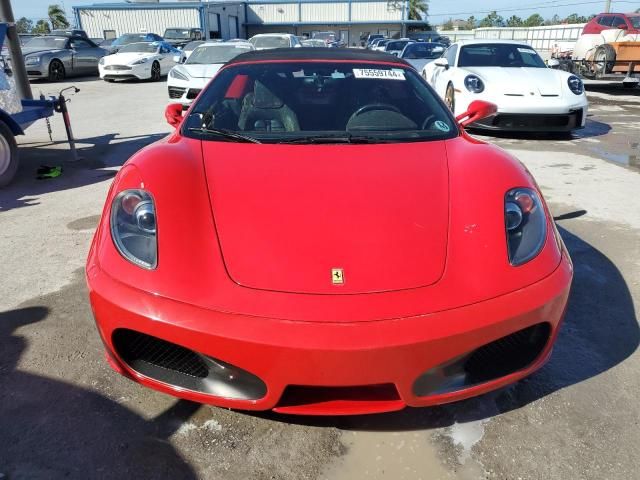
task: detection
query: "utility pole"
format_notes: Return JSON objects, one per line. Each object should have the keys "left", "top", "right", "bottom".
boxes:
{"left": 0, "top": 0, "right": 33, "bottom": 99}
{"left": 604, "top": 0, "right": 611, "bottom": 13}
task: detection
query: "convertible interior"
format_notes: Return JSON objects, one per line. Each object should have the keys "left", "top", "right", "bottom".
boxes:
{"left": 208, "top": 68, "right": 441, "bottom": 134}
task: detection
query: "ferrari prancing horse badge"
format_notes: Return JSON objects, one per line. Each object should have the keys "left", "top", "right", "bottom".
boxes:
{"left": 332, "top": 268, "right": 344, "bottom": 285}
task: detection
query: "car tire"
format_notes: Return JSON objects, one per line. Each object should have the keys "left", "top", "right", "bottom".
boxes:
{"left": 445, "top": 83, "right": 455, "bottom": 113}
{"left": 150, "top": 61, "right": 161, "bottom": 82}
{"left": 48, "top": 59, "right": 66, "bottom": 82}
{"left": 0, "top": 120, "right": 19, "bottom": 188}
{"left": 594, "top": 44, "right": 616, "bottom": 78}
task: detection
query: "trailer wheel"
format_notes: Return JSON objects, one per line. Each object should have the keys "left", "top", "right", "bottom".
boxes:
{"left": 0, "top": 120, "right": 19, "bottom": 188}
{"left": 594, "top": 44, "right": 616, "bottom": 78}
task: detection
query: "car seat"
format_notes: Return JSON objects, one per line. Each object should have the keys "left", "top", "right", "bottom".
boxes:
{"left": 238, "top": 80, "right": 300, "bottom": 132}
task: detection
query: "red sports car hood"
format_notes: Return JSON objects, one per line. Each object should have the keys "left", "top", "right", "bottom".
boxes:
{"left": 202, "top": 141, "right": 449, "bottom": 294}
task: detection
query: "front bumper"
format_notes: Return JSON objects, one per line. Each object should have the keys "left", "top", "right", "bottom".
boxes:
{"left": 99, "top": 64, "right": 150, "bottom": 80}
{"left": 88, "top": 257, "right": 572, "bottom": 415}
{"left": 167, "top": 77, "right": 208, "bottom": 105}
{"left": 472, "top": 109, "right": 586, "bottom": 132}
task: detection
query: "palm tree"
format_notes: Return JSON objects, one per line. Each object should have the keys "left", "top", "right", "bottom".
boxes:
{"left": 408, "top": 0, "right": 428, "bottom": 21}
{"left": 48, "top": 4, "right": 70, "bottom": 30}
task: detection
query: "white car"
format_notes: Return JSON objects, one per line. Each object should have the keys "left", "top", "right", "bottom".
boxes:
{"left": 422, "top": 40, "right": 589, "bottom": 132}
{"left": 99, "top": 41, "right": 180, "bottom": 82}
{"left": 399, "top": 42, "right": 445, "bottom": 72}
{"left": 167, "top": 42, "right": 254, "bottom": 105}
{"left": 248, "top": 34, "right": 301, "bottom": 50}
{"left": 176, "top": 40, "right": 205, "bottom": 63}
{"left": 384, "top": 39, "right": 414, "bottom": 56}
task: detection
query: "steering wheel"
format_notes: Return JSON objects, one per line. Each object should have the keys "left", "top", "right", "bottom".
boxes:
{"left": 348, "top": 104, "right": 402, "bottom": 124}
{"left": 421, "top": 114, "right": 436, "bottom": 130}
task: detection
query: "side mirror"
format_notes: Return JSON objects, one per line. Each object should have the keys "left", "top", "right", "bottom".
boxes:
{"left": 619, "top": 24, "right": 628, "bottom": 30}
{"left": 173, "top": 55, "right": 181, "bottom": 62}
{"left": 165, "top": 103, "right": 184, "bottom": 128}
{"left": 433, "top": 58, "right": 449, "bottom": 69}
{"left": 455, "top": 100, "right": 497, "bottom": 128}
{"left": 547, "top": 58, "right": 560, "bottom": 69}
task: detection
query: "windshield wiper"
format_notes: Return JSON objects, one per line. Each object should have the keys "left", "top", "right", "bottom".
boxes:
{"left": 278, "top": 134, "right": 392, "bottom": 144}
{"left": 187, "top": 127, "right": 261, "bottom": 144}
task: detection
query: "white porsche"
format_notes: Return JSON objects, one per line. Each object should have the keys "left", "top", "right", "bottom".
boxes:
{"left": 99, "top": 41, "right": 180, "bottom": 82}
{"left": 167, "top": 42, "right": 254, "bottom": 105}
{"left": 422, "top": 40, "right": 589, "bottom": 132}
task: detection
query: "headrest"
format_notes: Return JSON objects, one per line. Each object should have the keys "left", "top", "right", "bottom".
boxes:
{"left": 253, "top": 81, "right": 284, "bottom": 109}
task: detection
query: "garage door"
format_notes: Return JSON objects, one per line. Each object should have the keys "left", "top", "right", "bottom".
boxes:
{"left": 228, "top": 16, "right": 238, "bottom": 39}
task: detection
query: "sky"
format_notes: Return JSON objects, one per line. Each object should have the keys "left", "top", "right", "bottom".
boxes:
{"left": 10, "top": 0, "right": 640, "bottom": 24}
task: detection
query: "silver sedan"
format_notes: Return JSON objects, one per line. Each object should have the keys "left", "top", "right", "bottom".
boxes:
{"left": 21, "top": 36, "right": 108, "bottom": 82}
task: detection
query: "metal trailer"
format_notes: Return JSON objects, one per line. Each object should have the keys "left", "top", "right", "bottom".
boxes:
{"left": 550, "top": 36, "right": 640, "bottom": 87}
{"left": 0, "top": 20, "right": 78, "bottom": 187}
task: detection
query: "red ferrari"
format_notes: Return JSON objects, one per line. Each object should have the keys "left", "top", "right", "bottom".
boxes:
{"left": 87, "top": 49, "right": 572, "bottom": 415}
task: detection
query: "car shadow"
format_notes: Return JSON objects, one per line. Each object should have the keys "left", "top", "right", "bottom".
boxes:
{"left": 584, "top": 84, "right": 640, "bottom": 96}
{"left": 0, "top": 306, "right": 200, "bottom": 478}
{"left": 0, "top": 132, "right": 167, "bottom": 211}
{"left": 251, "top": 224, "right": 638, "bottom": 431}
{"left": 29, "top": 75, "right": 106, "bottom": 84}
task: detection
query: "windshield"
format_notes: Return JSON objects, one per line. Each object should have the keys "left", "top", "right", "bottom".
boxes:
{"left": 118, "top": 42, "right": 158, "bottom": 54}
{"left": 113, "top": 34, "right": 149, "bottom": 46}
{"left": 250, "top": 36, "right": 290, "bottom": 49}
{"left": 187, "top": 45, "right": 252, "bottom": 64}
{"left": 402, "top": 43, "right": 444, "bottom": 59}
{"left": 386, "top": 41, "right": 412, "bottom": 51}
{"left": 165, "top": 29, "right": 191, "bottom": 39}
{"left": 184, "top": 41, "right": 204, "bottom": 52}
{"left": 183, "top": 61, "right": 457, "bottom": 144}
{"left": 458, "top": 43, "right": 546, "bottom": 68}
{"left": 24, "top": 37, "right": 67, "bottom": 49}
{"left": 630, "top": 16, "right": 640, "bottom": 28}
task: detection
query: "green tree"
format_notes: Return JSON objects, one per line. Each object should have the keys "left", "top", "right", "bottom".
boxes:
{"left": 48, "top": 4, "right": 69, "bottom": 30}
{"left": 408, "top": 0, "right": 428, "bottom": 21}
{"left": 16, "top": 17, "right": 33, "bottom": 34}
{"left": 32, "top": 19, "right": 51, "bottom": 34}
{"left": 506, "top": 15, "right": 523, "bottom": 27}
{"left": 464, "top": 16, "right": 477, "bottom": 29}
{"left": 523, "top": 13, "right": 544, "bottom": 27}
{"left": 441, "top": 18, "right": 454, "bottom": 30}
{"left": 544, "top": 14, "right": 561, "bottom": 26}
{"left": 565, "top": 13, "right": 588, "bottom": 23}
{"left": 479, "top": 11, "right": 504, "bottom": 28}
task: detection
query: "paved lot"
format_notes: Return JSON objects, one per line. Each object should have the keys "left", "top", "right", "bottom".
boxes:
{"left": 0, "top": 76, "right": 638, "bottom": 480}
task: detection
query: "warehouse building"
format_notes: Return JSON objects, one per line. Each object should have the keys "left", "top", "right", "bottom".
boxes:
{"left": 73, "top": 0, "right": 427, "bottom": 46}
{"left": 74, "top": 2, "right": 247, "bottom": 41}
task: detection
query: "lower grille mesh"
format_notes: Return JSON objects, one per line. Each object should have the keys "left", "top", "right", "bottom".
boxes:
{"left": 464, "top": 322, "right": 551, "bottom": 384}
{"left": 113, "top": 329, "right": 208, "bottom": 378}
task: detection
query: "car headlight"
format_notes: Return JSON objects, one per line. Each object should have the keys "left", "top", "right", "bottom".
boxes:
{"left": 170, "top": 68, "right": 188, "bottom": 81}
{"left": 130, "top": 57, "right": 149, "bottom": 66}
{"left": 99, "top": 57, "right": 105, "bottom": 65}
{"left": 464, "top": 75, "right": 484, "bottom": 93}
{"left": 504, "top": 188, "right": 547, "bottom": 266}
{"left": 110, "top": 190, "right": 157, "bottom": 269}
{"left": 25, "top": 56, "right": 40, "bottom": 65}
{"left": 567, "top": 75, "right": 584, "bottom": 95}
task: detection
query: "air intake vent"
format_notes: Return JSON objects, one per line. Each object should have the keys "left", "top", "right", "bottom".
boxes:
{"left": 413, "top": 322, "right": 551, "bottom": 397}
{"left": 112, "top": 329, "right": 267, "bottom": 400}
{"left": 464, "top": 322, "right": 551, "bottom": 384}
{"left": 113, "top": 329, "right": 208, "bottom": 378}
